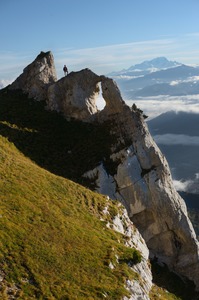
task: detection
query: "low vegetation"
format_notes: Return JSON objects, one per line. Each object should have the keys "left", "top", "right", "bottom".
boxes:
{"left": 150, "top": 285, "right": 181, "bottom": 300}
{"left": 0, "top": 88, "right": 198, "bottom": 299}
{"left": 0, "top": 134, "right": 142, "bottom": 299}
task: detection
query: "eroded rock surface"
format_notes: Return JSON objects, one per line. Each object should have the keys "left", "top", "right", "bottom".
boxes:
{"left": 47, "top": 69, "right": 100, "bottom": 121}
{"left": 9, "top": 51, "right": 57, "bottom": 100}
{"left": 83, "top": 77, "right": 199, "bottom": 289}
{"left": 116, "top": 210, "right": 152, "bottom": 300}
{"left": 9, "top": 52, "right": 199, "bottom": 291}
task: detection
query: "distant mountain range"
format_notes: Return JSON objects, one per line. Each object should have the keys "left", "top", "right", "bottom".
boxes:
{"left": 109, "top": 57, "right": 199, "bottom": 98}
{"left": 148, "top": 110, "right": 199, "bottom": 136}
{"left": 109, "top": 57, "right": 181, "bottom": 77}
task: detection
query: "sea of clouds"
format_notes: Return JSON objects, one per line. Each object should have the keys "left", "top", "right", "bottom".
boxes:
{"left": 153, "top": 134, "right": 199, "bottom": 146}
{"left": 173, "top": 176, "right": 199, "bottom": 194}
{"left": 0, "top": 79, "right": 13, "bottom": 89}
{"left": 125, "top": 94, "right": 199, "bottom": 119}
{"left": 125, "top": 95, "right": 199, "bottom": 194}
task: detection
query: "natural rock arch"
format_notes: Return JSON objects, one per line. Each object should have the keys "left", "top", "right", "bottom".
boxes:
{"left": 9, "top": 51, "right": 199, "bottom": 290}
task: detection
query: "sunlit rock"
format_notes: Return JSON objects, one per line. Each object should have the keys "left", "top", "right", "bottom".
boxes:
{"left": 9, "top": 51, "right": 57, "bottom": 101}
{"left": 47, "top": 69, "right": 99, "bottom": 121}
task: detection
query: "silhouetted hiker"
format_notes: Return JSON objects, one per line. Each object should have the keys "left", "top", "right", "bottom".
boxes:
{"left": 63, "top": 65, "right": 68, "bottom": 76}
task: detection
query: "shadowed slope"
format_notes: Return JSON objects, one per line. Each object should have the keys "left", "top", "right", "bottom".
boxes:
{"left": 0, "top": 88, "right": 115, "bottom": 184}
{"left": 0, "top": 134, "right": 142, "bottom": 299}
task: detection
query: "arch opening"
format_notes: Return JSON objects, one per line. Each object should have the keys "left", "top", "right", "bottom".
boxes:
{"left": 96, "top": 82, "right": 106, "bottom": 111}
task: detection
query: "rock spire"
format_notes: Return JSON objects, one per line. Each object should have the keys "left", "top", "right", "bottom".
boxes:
{"left": 9, "top": 51, "right": 57, "bottom": 100}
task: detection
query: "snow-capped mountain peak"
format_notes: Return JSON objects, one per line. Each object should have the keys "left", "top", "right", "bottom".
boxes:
{"left": 108, "top": 57, "right": 182, "bottom": 78}
{"left": 128, "top": 57, "right": 181, "bottom": 71}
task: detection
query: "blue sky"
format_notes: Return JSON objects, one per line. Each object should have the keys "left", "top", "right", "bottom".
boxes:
{"left": 1, "top": 0, "right": 199, "bottom": 85}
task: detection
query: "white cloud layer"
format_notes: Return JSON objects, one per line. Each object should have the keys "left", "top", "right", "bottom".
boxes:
{"left": 153, "top": 134, "right": 199, "bottom": 146}
{"left": 0, "top": 79, "right": 13, "bottom": 89}
{"left": 173, "top": 179, "right": 193, "bottom": 192}
{"left": 173, "top": 173, "right": 199, "bottom": 194}
{"left": 125, "top": 94, "right": 199, "bottom": 119}
{"left": 170, "top": 76, "right": 199, "bottom": 86}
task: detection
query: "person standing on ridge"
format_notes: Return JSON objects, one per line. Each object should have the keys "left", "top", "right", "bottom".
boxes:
{"left": 63, "top": 65, "right": 68, "bottom": 76}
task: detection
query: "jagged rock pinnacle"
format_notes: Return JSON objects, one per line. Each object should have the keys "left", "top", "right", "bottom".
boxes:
{"left": 9, "top": 51, "right": 57, "bottom": 100}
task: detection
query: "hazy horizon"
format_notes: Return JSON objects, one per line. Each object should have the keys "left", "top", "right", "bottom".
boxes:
{"left": 1, "top": 0, "right": 199, "bottom": 85}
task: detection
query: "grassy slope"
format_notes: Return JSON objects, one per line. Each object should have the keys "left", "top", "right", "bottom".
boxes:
{"left": 0, "top": 134, "right": 142, "bottom": 299}
{"left": 0, "top": 89, "right": 195, "bottom": 300}
{"left": 0, "top": 89, "right": 143, "bottom": 299}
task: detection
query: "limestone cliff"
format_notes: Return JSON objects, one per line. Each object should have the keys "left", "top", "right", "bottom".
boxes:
{"left": 84, "top": 76, "right": 199, "bottom": 290}
{"left": 47, "top": 69, "right": 99, "bottom": 120}
{"left": 9, "top": 51, "right": 199, "bottom": 292}
{"left": 102, "top": 201, "right": 152, "bottom": 300}
{"left": 9, "top": 51, "right": 57, "bottom": 100}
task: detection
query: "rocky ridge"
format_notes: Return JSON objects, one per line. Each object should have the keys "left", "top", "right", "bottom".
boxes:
{"left": 9, "top": 51, "right": 199, "bottom": 293}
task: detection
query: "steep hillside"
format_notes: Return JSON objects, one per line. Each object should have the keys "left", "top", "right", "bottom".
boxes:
{"left": 1, "top": 88, "right": 197, "bottom": 300}
{"left": 2, "top": 51, "right": 199, "bottom": 299}
{"left": 0, "top": 133, "right": 144, "bottom": 299}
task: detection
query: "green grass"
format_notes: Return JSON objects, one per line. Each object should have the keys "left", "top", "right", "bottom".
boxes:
{"left": 0, "top": 88, "right": 197, "bottom": 300}
{"left": 149, "top": 284, "right": 181, "bottom": 300}
{"left": 0, "top": 134, "right": 142, "bottom": 299}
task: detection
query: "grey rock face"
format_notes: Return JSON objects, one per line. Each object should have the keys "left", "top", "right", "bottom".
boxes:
{"left": 9, "top": 51, "right": 57, "bottom": 100}
{"left": 114, "top": 208, "right": 152, "bottom": 300}
{"left": 47, "top": 69, "right": 99, "bottom": 121}
{"left": 9, "top": 52, "right": 199, "bottom": 290}
{"left": 83, "top": 77, "right": 199, "bottom": 290}
{"left": 46, "top": 71, "right": 127, "bottom": 122}
{"left": 46, "top": 62, "right": 199, "bottom": 289}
